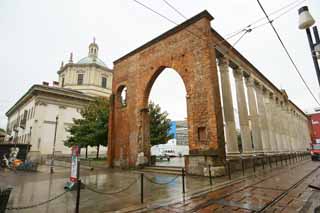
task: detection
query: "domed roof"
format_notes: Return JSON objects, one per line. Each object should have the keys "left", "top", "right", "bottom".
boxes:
{"left": 76, "top": 38, "right": 107, "bottom": 67}
{"left": 77, "top": 56, "right": 107, "bottom": 67}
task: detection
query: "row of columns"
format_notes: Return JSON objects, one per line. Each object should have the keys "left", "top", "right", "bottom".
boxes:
{"left": 218, "top": 56, "right": 310, "bottom": 156}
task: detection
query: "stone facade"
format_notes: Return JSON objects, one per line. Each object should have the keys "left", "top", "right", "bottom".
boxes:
{"left": 6, "top": 85, "right": 95, "bottom": 154}
{"left": 57, "top": 40, "right": 113, "bottom": 97}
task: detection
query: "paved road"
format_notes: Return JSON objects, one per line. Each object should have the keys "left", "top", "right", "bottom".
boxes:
{"left": 149, "top": 160, "right": 320, "bottom": 212}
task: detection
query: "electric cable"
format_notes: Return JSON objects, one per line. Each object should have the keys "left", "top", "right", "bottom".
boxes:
{"left": 161, "top": 0, "right": 187, "bottom": 19}
{"left": 256, "top": 0, "right": 320, "bottom": 106}
{"left": 224, "top": 0, "right": 306, "bottom": 38}
{"left": 132, "top": 0, "right": 249, "bottom": 50}
{"left": 132, "top": 0, "right": 319, "bottom": 106}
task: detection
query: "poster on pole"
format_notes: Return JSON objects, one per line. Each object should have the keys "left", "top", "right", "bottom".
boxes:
{"left": 70, "top": 146, "right": 79, "bottom": 182}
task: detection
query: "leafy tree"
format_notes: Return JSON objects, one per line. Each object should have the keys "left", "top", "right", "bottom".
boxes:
{"left": 65, "top": 97, "right": 109, "bottom": 159}
{"left": 149, "top": 102, "right": 174, "bottom": 146}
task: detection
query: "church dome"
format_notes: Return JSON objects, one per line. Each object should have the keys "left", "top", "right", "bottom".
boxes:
{"left": 77, "top": 56, "right": 107, "bottom": 67}
{"left": 77, "top": 38, "right": 107, "bottom": 67}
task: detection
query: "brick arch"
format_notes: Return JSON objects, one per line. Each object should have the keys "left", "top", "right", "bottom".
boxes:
{"left": 142, "top": 65, "right": 190, "bottom": 108}
{"left": 108, "top": 11, "right": 226, "bottom": 169}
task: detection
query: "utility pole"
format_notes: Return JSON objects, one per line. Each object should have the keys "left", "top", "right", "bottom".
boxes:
{"left": 50, "top": 116, "right": 59, "bottom": 174}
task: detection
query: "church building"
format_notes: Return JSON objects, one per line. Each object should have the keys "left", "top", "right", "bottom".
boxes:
{"left": 5, "top": 40, "right": 112, "bottom": 155}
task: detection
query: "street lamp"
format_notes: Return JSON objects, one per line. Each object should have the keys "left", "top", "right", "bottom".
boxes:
{"left": 50, "top": 116, "right": 59, "bottom": 174}
{"left": 298, "top": 6, "right": 320, "bottom": 86}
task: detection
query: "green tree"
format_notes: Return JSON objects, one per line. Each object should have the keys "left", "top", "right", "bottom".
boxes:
{"left": 65, "top": 97, "right": 109, "bottom": 159}
{"left": 149, "top": 102, "right": 174, "bottom": 146}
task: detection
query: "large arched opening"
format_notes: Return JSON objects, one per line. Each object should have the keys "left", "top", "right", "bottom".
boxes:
{"left": 146, "top": 67, "right": 188, "bottom": 167}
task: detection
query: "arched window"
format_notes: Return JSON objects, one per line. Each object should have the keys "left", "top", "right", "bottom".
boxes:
{"left": 118, "top": 86, "right": 127, "bottom": 107}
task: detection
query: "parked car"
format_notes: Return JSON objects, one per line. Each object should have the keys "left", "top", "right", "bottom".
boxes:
{"left": 310, "top": 143, "right": 320, "bottom": 161}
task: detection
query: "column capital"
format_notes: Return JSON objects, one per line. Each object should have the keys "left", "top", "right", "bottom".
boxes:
{"left": 217, "top": 56, "right": 229, "bottom": 66}
{"left": 244, "top": 75, "right": 254, "bottom": 87}
{"left": 232, "top": 67, "right": 243, "bottom": 79}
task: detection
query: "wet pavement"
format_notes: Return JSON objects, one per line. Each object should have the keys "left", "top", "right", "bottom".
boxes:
{"left": 155, "top": 157, "right": 185, "bottom": 167}
{"left": 0, "top": 162, "right": 228, "bottom": 213}
{"left": 148, "top": 159, "right": 320, "bottom": 213}
{"left": 0, "top": 157, "right": 319, "bottom": 213}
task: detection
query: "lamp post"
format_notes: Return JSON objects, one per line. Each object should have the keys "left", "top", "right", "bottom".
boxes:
{"left": 298, "top": 6, "right": 320, "bottom": 86}
{"left": 50, "top": 116, "right": 59, "bottom": 174}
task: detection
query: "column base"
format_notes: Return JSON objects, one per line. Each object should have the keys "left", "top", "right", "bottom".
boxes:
{"left": 226, "top": 152, "right": 241, "bottom": 157}
{"left": 185, "top": 154, "right": 225, "bottom": 176}
{"left": 241, "top": 152, "right": 255, "bottom": 157}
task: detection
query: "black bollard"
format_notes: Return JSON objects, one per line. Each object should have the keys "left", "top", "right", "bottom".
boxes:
{"left": 262, "top": 157, "right": 265, "bottom": 170}
{"left": 75, "top": 155, "right": 81, "bottom": 213}
{"left": 140, "top": 173, "right": 144, "bottom": 203}
{"left": 182, "top": 168, "right": 186, "bottom": 194}
{"left": 227, "top": 161, "right": 231, "bottom": 180}
{"left": 275, "top": 156, "right": 278, "bottom": 167}
{"left": 269, "top": 156, "right": 272, "bottom": 169}
{"left": 75, "top": 179, "right": 81, "bottom": 213}
{"left": 208, "top": 165, "right": 213, "bottom": 186}
{"left": 280, "top": 155, "right": 283, "bottom": 167}
{"left": 241, "top": 159, "right": 245, "bottom": 176}
{"left": 252, "top": 158, "right": 256, "bottom": 173}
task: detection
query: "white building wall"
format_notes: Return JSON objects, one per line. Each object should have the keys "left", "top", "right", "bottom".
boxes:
{"left": 7, "top": 98, "right": 36, "bottom": 145}
{"left": 28, "top": 101, "right": 106, "bottom": 155}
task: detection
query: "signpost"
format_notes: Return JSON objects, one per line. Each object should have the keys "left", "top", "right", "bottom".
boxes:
{"left": 64, "top": 146, "right": 80, "bottom": 191}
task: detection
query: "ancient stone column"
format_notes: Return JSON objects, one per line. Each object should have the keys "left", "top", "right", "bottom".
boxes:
{"left": 283, "top": 105, "right": 292, "bottom": 152}
{"left": 264, "top": 92, "right": 277, "bottom": 153}
{"left": 287, "top": 109, "right": 295, "bottom": 152}
{"left": 218, "top": 57, "right": 239, "bottom": 155}
{"left": 288, "top": 109, "right": 296, "bottom": 152}
{"left": 233, "top": 67, "right": 253, "bottom": 155}
{"left": 295, "top": 113, "right": 302, "bottom": 152}
{"left": 279, "top": 102, "right": 289, "bottom": 152}
{"left": 268, "top": 95, "right": 279, "bottom": 152}
{"left": 273, "top": 98, "right": 283, "bottom": 152}
{"left": 245, "top": 76, "right": 263, "bottom": 154}
{"left": 255, "top": 83, "right": 271, "bottom": 153}
{"left": 304, "top": 118, "right": 311, "bottom": 147}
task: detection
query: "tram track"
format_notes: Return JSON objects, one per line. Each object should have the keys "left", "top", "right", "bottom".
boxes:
{"left": 185, "top": 159, "right": 316, "bottom": 213}
{"left": 256, "top": 165, "right": 320, "bottom": 212}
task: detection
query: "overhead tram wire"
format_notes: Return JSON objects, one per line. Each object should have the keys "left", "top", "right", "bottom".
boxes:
{"left": 161, "top": 0, "right": 187, "bottom": 19}
{"left": 160, "top": 0, "right": 306, "bottom": 48}
{"left": 224, "top": 0, "right": 306, "bottom": 38}
{"left": 256, "top": 0, "right": 320, "bottom": 106}
{"left": 132, "top": 0, "right": 320, "bottom": 108}
{"left": 132, "top": 0, "right": 249, "bottom": 49}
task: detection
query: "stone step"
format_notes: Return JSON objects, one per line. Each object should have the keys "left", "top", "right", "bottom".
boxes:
{"left": 141, "top": 168, "right": 183, "bottom": 175}
{"left": 144, "top": 166, "right": 183, "bottom": 171}
{"left": 141, "top": 166, "right": 184, "bottom": 175}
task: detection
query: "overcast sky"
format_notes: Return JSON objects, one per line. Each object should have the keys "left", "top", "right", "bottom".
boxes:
{"left": 1, "top": 0, "right": 320, "bottom": 128}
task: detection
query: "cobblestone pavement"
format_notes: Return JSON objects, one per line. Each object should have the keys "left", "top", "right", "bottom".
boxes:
{"left": 148, "top": 160, "right": 320, "bottom": 213}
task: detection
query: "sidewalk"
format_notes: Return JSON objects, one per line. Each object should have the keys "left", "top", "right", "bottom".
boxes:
{"left": 146, "top": 160, "right": 320, "bottom": 212}
{"left": 1, "top": 158, "right": 317, "bottom": 213}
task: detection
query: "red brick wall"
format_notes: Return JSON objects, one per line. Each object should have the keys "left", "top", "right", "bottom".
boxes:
{"left": 108, "top": 12, "right": 225, "bottom": 168}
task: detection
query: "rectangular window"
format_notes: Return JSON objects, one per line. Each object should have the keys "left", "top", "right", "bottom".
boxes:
{"left": 198, "top": 127, "right": 207, "bottom": 142}
{"left": 62, "top": 77, "right": 65, "bottom": 87}
{"left": 101, "top": 77, "right": 107, "bottom": 88}
{"left": 77, "top": 74, "right": 84, "bottom": 85}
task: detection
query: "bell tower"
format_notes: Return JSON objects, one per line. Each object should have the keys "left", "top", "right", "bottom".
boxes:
{"left": 88, "top": 37, "right": 99, "bottom": 58}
